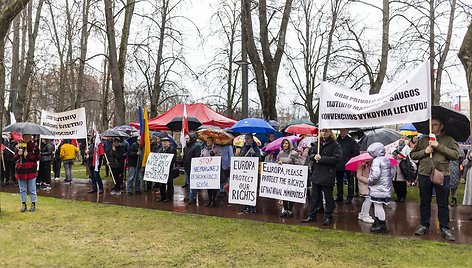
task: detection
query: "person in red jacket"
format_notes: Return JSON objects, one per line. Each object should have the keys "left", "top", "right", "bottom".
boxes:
{"left": 15, "top": 134, "right": 40, "bottom": 212}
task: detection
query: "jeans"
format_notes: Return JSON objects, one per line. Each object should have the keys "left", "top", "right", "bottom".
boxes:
{"left": 19, "top": 178, "right": 37, "bottom": 203}
{"left": 90, "top": 166, "right": 104, "bottom": 191}
{"left": 309, "top": 183, "right": 334, "bottom": 219}
{"left": 127, "top": 167, "right": 141, "bottom": 193}
{"left": 186, "top": 171, "right": 197, "bottom": 200}
{"left": 336, "top": 170, "right": 354, "bottom": 200}
{"left": 418, "top": 174, "right": 450, "bottom": 229}
{"left": 63, "top": 160, "right": 74, "bottom": 182}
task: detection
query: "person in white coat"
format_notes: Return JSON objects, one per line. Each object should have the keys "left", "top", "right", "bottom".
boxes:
{"left": 461, "top": 150, "right": 472, "bottom": 221}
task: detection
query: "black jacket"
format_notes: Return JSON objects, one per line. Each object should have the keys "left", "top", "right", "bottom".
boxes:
{"left": 310, "top": 138, "right": 342, "bottom": 186}
{"left": 336, "top": 135, "right": 359, "bottom": 170}
{"left": 3, "top": 139, "right": 17, "bottom": 162}
{"left": 87, "top": 144, "right": 103, "bottom": 168}
{"left": 109, "top": 145, "right": 125, "bottom": 169}
{"left": 127, "top": 141, "right": 142, "bottom": 168}
{"left": 183, "top": 133, "right": 201, "bottom": 172}
{"left": 40, "top": 142, "right": 54, "bottom": 162}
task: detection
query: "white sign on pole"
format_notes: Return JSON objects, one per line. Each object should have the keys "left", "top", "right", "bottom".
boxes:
{"left": 318, "top": 61, "right": 431, "bottom": 129}
{"left": 259, "top": 162, "right": 308, "bottom": 204}
{"left": 228, "top": 157, "right": 259, "bottom": 206}
{"left": 190, "top": 156, "right": 221, "bottom": 189}
{"left": 40, "top": 107, "right": 88, "bottom": 139}
{"left": 143, "top": 153, "right": 174, "bottom": 183}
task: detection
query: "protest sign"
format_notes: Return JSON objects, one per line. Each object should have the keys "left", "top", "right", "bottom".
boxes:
{"left": 228, "top": 157, "right": 259, "bottom": 206}
{"left": 190, "top": 156, "right": 221, "bottom": 189}
{"left": 40, "top": 108, "right": 87, "bottom": 139}
{"left": 318, "top": 61, "right": 431, "bottom": 129}
{"left": 259, "top": 162, "right": 308, "bottom": 204}
{"left": 143, "top": 153, "right": 174, "bottom": 183}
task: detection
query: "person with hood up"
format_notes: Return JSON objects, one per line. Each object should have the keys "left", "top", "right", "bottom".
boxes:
{"left": 240, "top": 134, "right": 261, "bottom": 213}
{"left": 277, "top": 139, "right": 303, "bottom": 218}
{"left": 302, "top": 128, "right": 341, "bottom": 225}
{"left": 366, "top": 142, "right": 393, "bottom": 233}
{"left": 183, "top": 133, "right": 201, "bottom": 204}
{"left": 356, "top": 160, "right": 374, "bottom": 223}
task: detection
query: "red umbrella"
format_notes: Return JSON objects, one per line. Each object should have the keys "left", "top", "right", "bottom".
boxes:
{"left": 285, "top": 124, "right": 318, "bottom": 135}
{"left": 345, "top": 152, "right": 398, "bottom": 171}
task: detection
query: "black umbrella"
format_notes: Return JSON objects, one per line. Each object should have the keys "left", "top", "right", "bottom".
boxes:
{"left": 358, "top": 128, "right": 403, "bottom": 151}
{"left": 166, "top": 116, "right": 202, "bottom": 131}
{"left": 100, "top": 129, "right": 130, "bottom": 138}
{"left": 3, "top": 122, "right": 54, "bottom": 136}
{"left": 413, "top": 106, "right": 470, "bottom": 142}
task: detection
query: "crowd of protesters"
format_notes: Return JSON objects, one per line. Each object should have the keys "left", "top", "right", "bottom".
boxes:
{"left": 2, "top": 115, "right": 472, "bottom": 242}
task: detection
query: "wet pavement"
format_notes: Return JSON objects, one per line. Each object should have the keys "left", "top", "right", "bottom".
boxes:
{"left": 1, "top": 179, "right": 472, "bottom": 245}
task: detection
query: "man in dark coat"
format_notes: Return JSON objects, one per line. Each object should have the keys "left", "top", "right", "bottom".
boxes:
{"left": 183, "top": 133, "right": 201, "bottom": 204}
{"left": 109, "top": 138, "right": 126, "bottom": 195}
{"left": 302, "top": 128, "right": 342, "bottom": 225}
{"left": 335, "top": 129, "right": 360, "bottom": 203}
{"left": 127, "top": 137, "right": 142, "bottom": 195}
{"left": 156, "top": 137, "right": 177, "bottom": 202}
{"left": 1, "top": 134, "right": 17, "bottom": 186}
{"left": 38, "top": 139, "right": 54, "bottom": 189}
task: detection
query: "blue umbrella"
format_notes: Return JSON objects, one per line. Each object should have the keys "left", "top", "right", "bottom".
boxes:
{"left": 399, "top": 123, "right": 416, "bottom": 131}
{"left": 230, "top": 118, "right": 275, "bottom": 134}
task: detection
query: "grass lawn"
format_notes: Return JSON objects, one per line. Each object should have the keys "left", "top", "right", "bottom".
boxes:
{"left": 0, "top": 194, "right": 471, "bottom": 267}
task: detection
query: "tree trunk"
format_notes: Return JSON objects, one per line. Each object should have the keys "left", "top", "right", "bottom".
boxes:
{"left": 429, "top": 0, "right": 437, "bottom": 105}
{"left": 434, "top": 0, "right": 456, "bottom": 104}
{"left": 150, "top": 0, "right": 167, "bottom": 118}
{"left": 101, "top": 58, "right": 110, "bottom": 131}
{"left": 75, "top": 0, "right": 91, "bottom": 109}
{"left": 118, "top": 0, "right": 135, "bottom": 86}
{"left": 242, "top": 0, "right": 293, "bottom": 120}
{"left": 369, "top": 0, "right": 389, "bottom": 94}
{"left": 16, "top": 0, "right": 43, "bottom": 122}
{"left": 458, "top": 20, "right": 472, "bottom": 139}
{"left": 104, "top": 0, "right": 126, "bottom": 125}
{"left": 8, "top": 14, "right": 20, "bottom": 120}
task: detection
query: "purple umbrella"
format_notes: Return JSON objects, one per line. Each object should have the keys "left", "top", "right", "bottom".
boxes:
{"left": 262, "top": 135, "right": 301, "bottom": 152}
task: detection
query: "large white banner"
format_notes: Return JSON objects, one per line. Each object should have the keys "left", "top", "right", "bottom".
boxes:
{"left": 259, "top": 162, "right": 308, "bottom": 204}
{"left": 318, "top": 62, "right": 431, "bottom": 129}
{"left": 190, "top": 156, "right": 221, "bottom": 189}
{"left": 228, "top": 157, "right": 259, "bottom": 206}
{"left": 40, "top": 108, "right": 87, "bottom": 139}
{"left": 143, "top": 153, "right": 174, "bottom": 183}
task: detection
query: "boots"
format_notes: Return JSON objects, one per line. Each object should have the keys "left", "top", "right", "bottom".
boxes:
{"left": 29, "top": 202, "right": 36, "bottom": 212}
{"left": 20, "top": 202, "right": 27, "bottom": 213}
{"left": 370, "top": 218, "right": 388, "bottom": 233}
{"left": 451, "top": 197, "right": 457, "bottom": 207}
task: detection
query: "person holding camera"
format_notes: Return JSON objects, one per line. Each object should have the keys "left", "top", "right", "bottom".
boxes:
{"left": 410, "top": 118, "right": 460, "bottom": 241}
{"left": 201, "top": 137, "right": 222, "bottom": 207}
{"left": 15, "top": 134, "right": 41, "bottom": 212}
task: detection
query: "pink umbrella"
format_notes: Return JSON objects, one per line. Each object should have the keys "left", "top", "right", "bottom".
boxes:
{"left": 262, "top": 135, "right": 301, "bottom": 152}
{"left": 285, "top": 124, "right": 318, "bottom": 135}
{"left": 345, "top": 152, "right": 399, "bottom": 171}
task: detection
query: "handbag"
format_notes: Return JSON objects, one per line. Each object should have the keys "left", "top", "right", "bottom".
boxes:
{"left": 430, "top": 159, "right": 444, "bottom": 185}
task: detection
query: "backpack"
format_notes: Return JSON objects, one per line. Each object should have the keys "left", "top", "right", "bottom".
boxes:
{"left": 399, "top": 156, "right": 416, "bottom": 181}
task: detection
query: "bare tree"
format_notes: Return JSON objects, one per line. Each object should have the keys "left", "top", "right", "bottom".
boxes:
{"left": 458, "top": 20, "right": 472, "bottom": 135}
{"left": 75, "top": 0, "right": 91, "bottom": 109}
{"left": 241, "top": 0, "right": 293, "bottom": 120}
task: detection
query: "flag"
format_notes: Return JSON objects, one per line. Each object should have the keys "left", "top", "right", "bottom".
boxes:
{"left": 141, "top": 107, "right": 151, "bottom": 167}
{"left": 92, "top": 122, "right": 105, "bottom": 172}
{"left": 0, "top": 144, "right": 5, "bottom": 152}
{"left": 452, "top": 96, "right": 460, "bottom": 111}
{"left": 180, "top": 104, "right": 188, "bottom": 149}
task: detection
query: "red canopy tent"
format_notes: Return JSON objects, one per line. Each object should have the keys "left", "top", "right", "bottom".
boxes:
{"left": 130, "top": 103, "right": 237, "bottom": 131}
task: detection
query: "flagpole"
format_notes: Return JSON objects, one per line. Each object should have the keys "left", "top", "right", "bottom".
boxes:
{"left": 103, "top": 153, "right": 116, "bottom": 184}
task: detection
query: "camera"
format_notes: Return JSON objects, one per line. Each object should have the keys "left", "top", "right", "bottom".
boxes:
{"left": 210, "top": 151, "right": 216, "bottom": 156}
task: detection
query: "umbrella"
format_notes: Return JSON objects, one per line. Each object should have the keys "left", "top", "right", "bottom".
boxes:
{"left": 230, "top": 118, "right": 275, "bottom": 134}
{"left": 233, "top": 135, "right": 262, "bottom": 147}
{"left": 413, "top": 106, "right": 470, "bottom": 142}
{"left": 345, "top": 152, "right": 399, "bottom": 171}
{"left": 267, "top": 120, "right": 280, "bottom": 129}
{"left": 100, "top": 129, "right": 130, "bottom": 138}
{"left": 298, "top": 136, "right": 317, "bottom": 148}
{"left": 399, "top": 123, "right": 418, "bottom": 136}
{"left": 285, "top": 124, "right": 318, "bottom": 135}
{"left": 281, "top": 119, "right": 314, "bottom": 131}
{"left": 3, "top": 122, "right": 54, "bottom": 136}
{"left": 262, "top": 135, "right": 301, "bottom": 152}
{"left": 197, "top": 125, "right": 221, "bottom": 130}
{"left": 113, "top": 125, "right": 137, "bottom": 132}
{"left": 358, "top": 128, "right": 403, "bottom": 151}
{"left": 197, "top": 128, "right": 234, "bottom": 146}
{"left": 166, "top": 116, "right": 202, "bottom": 131}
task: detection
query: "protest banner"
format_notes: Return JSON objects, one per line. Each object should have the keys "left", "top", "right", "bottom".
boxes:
{"left": 228, "top": 157, "right": 259, "bottom": 206}
{"left": 259, "top": 162, "right": 308, "bottom": 204}
{"left": 190, "top": 156, "right": 221, "bottom": 189}
{"left": 318, "top": 61, "right": 431, "bottom": 129}
{"left": 143, "top": 153, "right": 174, "bottom": 183}
{"left": 40, "top": 108, "right": 87, "bottom": 139}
